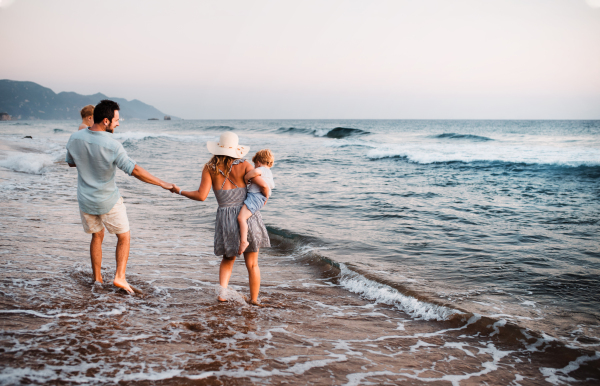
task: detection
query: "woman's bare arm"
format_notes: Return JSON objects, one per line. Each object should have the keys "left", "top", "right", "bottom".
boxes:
{"left": 171, "top": 166, "right": 212, "bottom": 201}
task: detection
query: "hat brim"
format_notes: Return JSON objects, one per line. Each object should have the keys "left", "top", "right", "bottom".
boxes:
{"left": 207, "top": 141, "right": 250, "bottom": 159}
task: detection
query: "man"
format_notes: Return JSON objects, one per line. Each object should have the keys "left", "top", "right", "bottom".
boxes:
{"left": 65, "top": 99, "right": 172, "bottom": 294}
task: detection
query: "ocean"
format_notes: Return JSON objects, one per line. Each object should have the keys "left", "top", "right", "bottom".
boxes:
{"left": 1, "top": 119, "right": 599, "bottom": 384}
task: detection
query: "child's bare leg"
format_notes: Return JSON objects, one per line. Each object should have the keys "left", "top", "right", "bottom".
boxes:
{"left": 237, "top": 205, "right": 252, "bottom": 255}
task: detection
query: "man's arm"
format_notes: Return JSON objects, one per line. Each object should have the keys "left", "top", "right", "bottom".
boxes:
{"left": 131, "top": 165, "right": 172, "bottom": 189}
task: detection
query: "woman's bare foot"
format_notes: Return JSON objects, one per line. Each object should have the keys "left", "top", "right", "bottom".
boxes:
{"left": 130, "top": 285, "right": 144, "bottom": 295}
{"left": 238, "top": 240, "right": 249, "bottom": 256}
{"left": 217, "top": 286, "right": 227, "bottom": 302}
{"left": 113, "top": 277, "right": 134, "bottom": 294}
{"left": 249, "top": 299, "right": 264, "bottom": 307}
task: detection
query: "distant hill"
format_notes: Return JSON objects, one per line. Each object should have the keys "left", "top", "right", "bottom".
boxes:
{"left": 0, "top": 79, "right": 176, "bottom": 120}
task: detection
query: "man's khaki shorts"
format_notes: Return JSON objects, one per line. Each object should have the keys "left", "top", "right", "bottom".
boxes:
{"left": 80, "top": 197, "right": 130, "bottom": 235}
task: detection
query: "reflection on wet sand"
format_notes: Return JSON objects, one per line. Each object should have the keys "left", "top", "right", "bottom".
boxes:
{"left": 1, "top": 192, "right": 599, "bottom": 385}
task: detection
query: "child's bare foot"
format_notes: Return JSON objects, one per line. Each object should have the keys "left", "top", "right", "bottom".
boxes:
{"left": 238, "top": 240, "right": 249, "bottom": 256}
{"left": 113, "top": 278, "right": 134, "bottom": 294}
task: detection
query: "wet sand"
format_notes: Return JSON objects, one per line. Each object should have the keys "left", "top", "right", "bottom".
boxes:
{"left": 1, "top": 184, "right": 599, "bottom": 385}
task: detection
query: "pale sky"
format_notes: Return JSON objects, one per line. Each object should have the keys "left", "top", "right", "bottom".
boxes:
{"left": 1, "top": 0, "right": 600, "bottom": 119}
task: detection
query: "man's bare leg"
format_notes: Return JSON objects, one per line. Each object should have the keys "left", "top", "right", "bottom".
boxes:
{"left": 90, "top": 228, "right": 104, "bottom": 283}
{"left": 237, "top": 205, "right": 252, "bottom": 255}
{"left": 113, "top": 231, "right": 134, "bottom": 294}
{"left": 218, "top": 256, "right": 236, "bottom": 301}
{"left": 244, "top": 251, "right": 260, "bottom": 304}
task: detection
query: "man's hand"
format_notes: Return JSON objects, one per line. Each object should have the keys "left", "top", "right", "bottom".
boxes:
{"left": 170, "top": 184, "right": 181, "bottom": 194}
{"left": 160, "top": 181, "right": 173, "bottom": 190}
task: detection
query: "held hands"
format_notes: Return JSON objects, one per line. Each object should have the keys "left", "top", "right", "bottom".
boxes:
{"left": 169, "top": 184, "right": 181, "bottom": 194}
{"left": 160, "top": 181, "right": 174, "bottom": 190}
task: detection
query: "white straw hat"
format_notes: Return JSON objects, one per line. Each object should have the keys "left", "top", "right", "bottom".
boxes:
{"left": 206, "top": 131, "right": 250, "bottom": 159}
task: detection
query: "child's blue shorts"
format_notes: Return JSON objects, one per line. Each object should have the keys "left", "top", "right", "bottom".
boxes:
{"left": 244, "top": 192, "right": 267, "bottom": 214}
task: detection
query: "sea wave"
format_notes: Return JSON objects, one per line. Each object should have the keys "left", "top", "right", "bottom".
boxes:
{"left": 278, "top": 127, "right": 370, "bottom": 139}
{"left": 112, "top": 131, "right": 212, "bottom": 145}
{"left": 318, "top": 127, "right": 370, "bottom": 139}
{"left": 367, "top": 143, "right": 600, "bottom": 166}
{"left": 339, "top": 264, "right": 462, "bottom": 321}
{"left": 0, "top": 152, "right": 56, "bottom": 174}
{"left": 434, "top": 133, "right": 493, "bottom": 142}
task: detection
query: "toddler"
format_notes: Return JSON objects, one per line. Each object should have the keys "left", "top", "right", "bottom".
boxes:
{"left": 78, "top": 105, "right": 94, "bottom": 130}
{"left": 238, "top": 149, "right": 275, "bottom": 255}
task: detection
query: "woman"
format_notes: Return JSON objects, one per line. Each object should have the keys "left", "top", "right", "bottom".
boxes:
{"left": 170, "top": 132, "right": 270, "bottom": 305}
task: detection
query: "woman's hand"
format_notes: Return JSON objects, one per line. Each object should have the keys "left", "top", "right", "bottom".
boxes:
{"left": 170, "top": 184, "right": 181, "bottom": 194}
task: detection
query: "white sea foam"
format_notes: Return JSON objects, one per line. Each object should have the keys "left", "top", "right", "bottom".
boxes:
{"left": 0, "top": 310, "right": 85, "bottom": 318}
{"left": 367, "top": 143, "right": 600, "bottom": 166}
{"left": 338, "top": 264, "right": 463, "bottom": 321}
{"left": 0, "top": 152, "right": 56, "bottom": 174}
{"left": 539, "top": 351, "right": 600, "bottom": 385}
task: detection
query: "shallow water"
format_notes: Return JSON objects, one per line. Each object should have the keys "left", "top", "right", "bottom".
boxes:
{"left": 1, "top": 119, "right": 599, "bottom": 384}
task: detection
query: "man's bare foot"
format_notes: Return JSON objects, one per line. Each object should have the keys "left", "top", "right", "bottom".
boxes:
{"left": 238, "top": 240, "right": 249, "bottom": 256}
{"left": 217, "top": 296, "right": 227, "bottom": 302}
{"left": 113, "top": 278, "right": 134, "bottom": 294}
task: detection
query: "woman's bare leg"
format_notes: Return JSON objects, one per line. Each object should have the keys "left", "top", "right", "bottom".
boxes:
{"left": 244, "top": 250, "right": 260, "bottom": 303}
{"left": 237, "top": 205, "right": 252, "bottom": 255}
{"left": 218, "top": 256, "right": 236, "bottom": 301}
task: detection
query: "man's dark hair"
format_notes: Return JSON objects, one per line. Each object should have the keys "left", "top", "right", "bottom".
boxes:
{"left": 93, "top": 100, "right": 120, "bottom": 124}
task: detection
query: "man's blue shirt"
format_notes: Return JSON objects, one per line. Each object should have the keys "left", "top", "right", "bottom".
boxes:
{"left": 65, "top": 128, "right": 136, "bottom": 215}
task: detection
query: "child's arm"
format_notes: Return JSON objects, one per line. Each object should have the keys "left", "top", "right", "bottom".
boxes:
{"left": 251, "top": 175, "right": 270, "bottom": 199}
{"left": 244, "top": 168, "right": 262, "bottom": 185}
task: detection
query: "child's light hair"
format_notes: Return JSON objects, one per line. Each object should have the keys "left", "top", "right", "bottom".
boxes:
{"left": 80, "top": 105, "right": 94, "bottom": 119}
{"left": 252, "top": 149, "right": 274, "bottom": 167}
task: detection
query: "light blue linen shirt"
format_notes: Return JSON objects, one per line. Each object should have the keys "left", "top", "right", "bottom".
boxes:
{"left": 65, "top": 129, "right": 136, "bottom": 215}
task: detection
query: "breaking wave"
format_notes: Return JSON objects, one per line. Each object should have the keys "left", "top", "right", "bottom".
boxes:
{"left": 0, "top": 152, "right": 56, "bottom": 174}
{"left": 278, "top": 127, "right": 370, "bottom": 139}
{"left": 339, "top": 264, "right": 463, "bottom": 321}
{"left": 367, "top": 143, "right": 600, "bottom": 167}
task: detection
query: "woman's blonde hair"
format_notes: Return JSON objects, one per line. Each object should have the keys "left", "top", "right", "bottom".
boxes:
{"left": 252, "top": 149, "right": 274, "bottom": 167}
{"left": 205, "top": 155, "right": 236, "bottom": 178}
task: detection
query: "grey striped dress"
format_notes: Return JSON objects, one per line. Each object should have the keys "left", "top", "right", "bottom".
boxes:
{"left": 213, "top": 161, "right": 270, "bottom": 258}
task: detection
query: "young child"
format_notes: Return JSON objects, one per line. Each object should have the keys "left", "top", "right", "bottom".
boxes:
{"left": 78, "top": 105, "right": 94, "bottom": 130}
{"left": 238, "top": 149, "right": 275, "bottom": 255}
